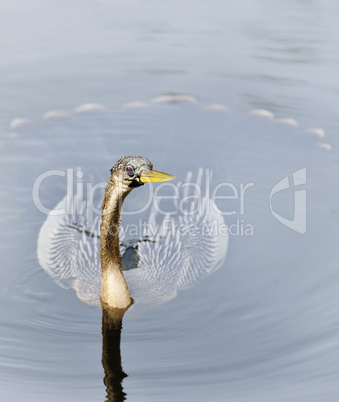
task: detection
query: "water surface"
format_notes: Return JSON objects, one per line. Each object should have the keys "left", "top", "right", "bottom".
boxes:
{"left": 1, "top": 1, "right": 339, "bottom": 401}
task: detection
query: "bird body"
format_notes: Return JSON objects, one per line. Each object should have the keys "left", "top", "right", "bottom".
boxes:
{"left": 38, "top": 157, "right": 228, "bottom": 310}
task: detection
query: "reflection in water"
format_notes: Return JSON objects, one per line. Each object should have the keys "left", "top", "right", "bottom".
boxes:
{"left": 101, "top": 304, "right": 130, "bottom": 402}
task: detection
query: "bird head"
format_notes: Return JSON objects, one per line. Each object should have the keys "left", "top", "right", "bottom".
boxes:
{"left": 110, "top": 156, "right": 175, "bottom": 190}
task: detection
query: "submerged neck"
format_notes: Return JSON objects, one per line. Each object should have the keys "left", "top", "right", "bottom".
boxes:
{"left": 100, "top": 178, "right": 132, "bottom": 309}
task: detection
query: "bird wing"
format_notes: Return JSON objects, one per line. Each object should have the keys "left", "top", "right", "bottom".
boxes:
{"left": 38, "top": 193, "right": 102, "bottom": 305}
{"left": 124, "top": 169, "right": 229, "bottom": 305}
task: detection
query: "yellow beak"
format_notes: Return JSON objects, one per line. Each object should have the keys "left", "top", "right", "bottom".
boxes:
{"left": 140, "top": 169, "right": 175, "bottom": 183}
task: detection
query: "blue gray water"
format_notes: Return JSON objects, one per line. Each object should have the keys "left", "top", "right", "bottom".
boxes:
{"left": 1, "top": 1, "right": 339, "bottom": 401}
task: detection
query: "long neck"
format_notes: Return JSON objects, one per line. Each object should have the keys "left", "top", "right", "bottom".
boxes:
{"left": 100, "top": 178, "right": 132, "bottom": 309}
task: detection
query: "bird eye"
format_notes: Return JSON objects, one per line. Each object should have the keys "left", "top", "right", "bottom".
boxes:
{"left": 126, "top": 165, "right": 135, "bottom": 177}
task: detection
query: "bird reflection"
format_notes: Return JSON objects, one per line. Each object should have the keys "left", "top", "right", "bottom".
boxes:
{"left": 101, "top": 304, "right": 130, "bottom": 402}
